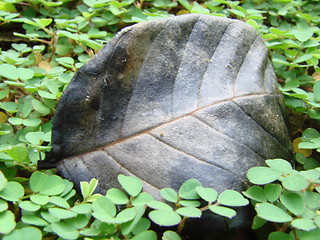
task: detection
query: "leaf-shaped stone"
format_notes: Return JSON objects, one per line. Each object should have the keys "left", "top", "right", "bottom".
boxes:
{"left": 39, "top": 14, "right": 292, "bottom": 198}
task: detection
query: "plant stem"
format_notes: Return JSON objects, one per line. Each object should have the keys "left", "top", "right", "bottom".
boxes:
{"left": 14, "top": 161, "right": 36, "bottom": 172}
{"left": 177, "top": 217, "right": 187, "bottom": 235}
{"left": 293, "top": 228, "right": 298, "bottom": 240}
{"left": 200, "top": 202, "right": 219, "bottom": 212}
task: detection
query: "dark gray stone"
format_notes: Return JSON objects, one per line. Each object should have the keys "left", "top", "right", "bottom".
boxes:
{"left": 39, "top": 14, "right": 293, "bottom": 237}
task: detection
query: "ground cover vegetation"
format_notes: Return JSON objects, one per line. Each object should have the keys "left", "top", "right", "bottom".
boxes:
{"left": 0, "top": 0, "right": 319, "bottom": 239}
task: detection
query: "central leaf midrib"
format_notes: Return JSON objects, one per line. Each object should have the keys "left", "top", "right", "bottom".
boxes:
{"left": 71, "top": 93, "right": 280, "bottom": 159}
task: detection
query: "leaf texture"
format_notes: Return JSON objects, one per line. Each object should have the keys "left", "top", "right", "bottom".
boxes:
{"left": 39, "top": 14, "right": 292, "bottom": 195}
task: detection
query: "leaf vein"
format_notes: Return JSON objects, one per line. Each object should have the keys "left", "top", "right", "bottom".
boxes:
{"left": 148, "top": 132, "right": 237, "bottom": 175}
{"left": 102, "top": 149, "right": 161, "bottom": 191}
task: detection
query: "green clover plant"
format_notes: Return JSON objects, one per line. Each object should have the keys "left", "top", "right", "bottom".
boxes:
{"left": 244, "top": 159, "right": 320, "bottom": 240}
{"left": 0, "top": 170, "right": 248, "bottom": 240}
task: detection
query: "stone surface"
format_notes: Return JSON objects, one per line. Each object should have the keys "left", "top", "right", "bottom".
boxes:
{"left": 39, "top": 14, "right": 293, "bottom": 236}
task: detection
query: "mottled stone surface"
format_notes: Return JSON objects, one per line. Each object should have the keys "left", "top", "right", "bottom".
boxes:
{"left": 39, "top": 14, "right": 293, "bottom": 236}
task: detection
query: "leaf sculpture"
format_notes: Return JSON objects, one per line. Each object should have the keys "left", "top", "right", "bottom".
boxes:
{"left": 39, "top": 14, "right": 292, "bottom": 197}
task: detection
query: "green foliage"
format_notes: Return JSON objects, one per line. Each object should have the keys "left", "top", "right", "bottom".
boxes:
{"left": 0, "top": 172, "right": 248, "bottom": 239}
{"left": 0, "top": 159, "right": 318, "bottom": 239}
{"left": 0, "top": 0, "right": 320, "bottom": 239}
{"left": 244, "top": 158, "right": 320, "bottom": 239}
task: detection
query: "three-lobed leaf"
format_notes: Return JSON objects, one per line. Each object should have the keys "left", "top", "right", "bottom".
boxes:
{"left": 71, "top": 203, "right": 92, "bottom": 214}
{"left": 303, "top": 191, "right": 320, "bottom": 210}
{"left": 0, "top": 64, "right": 18, "bottom": 80}
{"left": 30, "top": 172, "right": 65, "bottom": 196}
{"left": 31, "top": 99, "right": 51, "bottom": 115}
{"left": 131, "top": 217, "right": 151, "bottom": 235}
{"left": 178, "top": 179, "right": 201, "bottom": 200}
{"left": 106, "top": 188, "right": 129, "bottom": 205}
{"left": 30, "top": 194, "right": 50, "bottom": 205}
{"left": 6, "top": 144, "right": 28, "bottom": 162}
{"left": 175, "top": 207, "right": 202, "bottom": 218}
{"left": 0, "top": 211, "right": 16, "bottom": 234}
{"left": 65, "top": 214, "right": 91, "bottom": 229}
{"left": 160, "top": 188, "right": 179, "bottom": 203}
{"left": 266, "top": 159, "right": 293, "bottom": 174}
{"left": 149, "top": 210, "right": 181, "bottom": 226}
{"left": 131, "top": 230, "right": 157, "bottom": 240}
{"left": 242, "top": 186, "right": 267, "bottom": 202}
{"left": 0, "top": 200, "right": 8, "bottom": 212}
{"left": 292, "top": 30, "right": 314, "bottom": 42}
{"left": 162, "top": 230, "right": 182, "bottom": 240}
{"left": 280, "top": 192, "right": 305, "bottom": 216}
{"left": 247, "top": 167, "right": 281, "bottom": 185}
{"left": 51, "top": 222, "right": 79, "bottom": 240}
{"left": 49, "top": 208, "right": 78, "bottom": 220}
{"left": 147, "top": 200, "right": 172, "bottom": 210}
{"left": 217, "top": 190, "right": 249, "bottom": 207}
{"left": 118, "top": 175, "right": 143, "bottom": 197}
{"left": 282, "top": 175, "right": 309, "bottom": 191}
{"left": 132, "top": 192, "right": 154, "bottom": 206}
{"left": 298, "top": 228, "right": 320, "bottom": 239}
{"left": 291, "top": 219, "right": 317, "bottom": 231}
{"left": 2, "top": 227, "right": 42, "bottom": 240}
{"left": 195, "top": 186, "right": 218, "bottom": 203}
{"left": 264, "top": 184, "right": 282, "bottom": 202}
{"left": 121, "top": 206, "right": 146, "bottom": 235}
{"left": 209, "top": 205, "right": 236, "bottom": 219}
{"left": 19, "top": 201, "right": 41, "bottom": 212}
{"left": 21, "top": 215, "right": 48, "bottom": 227}
{"left": 92, "top": 196, "right": 116, "bottom": 221}
{"left": 80, "top": 178, "right": 98, "bottom": 199}
{"left": 0, "top": 181, "right": 24, "bottom": 202}
{"left": 0, "top": 171, "right": 8, "bottom": 191}
{"left": 179, "top": 200, "right": 201, "bottom": 207}
{"left": 255, "top": 203, "right": 293, "bottom": 223}
{"left": 96, "top": 208, "right": 136, "bottom": 224}
{"left": 251, "top": 216, "right": 266, "bottom": 230}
